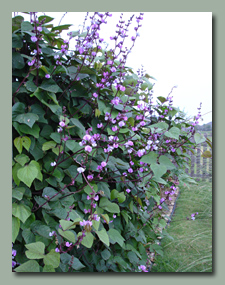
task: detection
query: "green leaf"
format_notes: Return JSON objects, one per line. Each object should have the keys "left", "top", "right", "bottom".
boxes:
{"left": 12, "top": 163, "right": 22, "bottom": 186}
{"left": 96, "top": 229, "right": 109, "bottom": 246}
{"left": 111, "top": 189, "right": 118, "bottom": 200}
{"left": 34, "top": 225, "right": 51, "bottom": 239}
{"left": 19, "top": 124, "right": 40, "bottom": 138}
{"left": 101, "top": 214, "right": 110, "bottom": 224}
{"left": 140, "top": 151, "right": 158, "bottom": 164}
{"left": 194, "top": 133, "right": 206, "bottom": 144}
{"left": 59, "top": 219, "right": 76, "bottom": 231}
{"left": 21, "top": 21, "right": 33, "bottom": 31}
{"left": 108, "top": 229, "right": 125, "bottom": 247}
{"left": 43, "top": 265, "right": 55, "bottom": 272}
{"left": 151, "top": 163, "right": 167, "bottom": 178}
{"left": 21, "top": 136, "right": 31, "bottom": 151}
{"left": 12, "top": 102, "right": 26, "bottom": 120}
{"left": 70, "top": 118, "right": 86, "bottom": 134}
{"left": 101, "top": 249, "right": 111, "bottom": 260}
{"left": 165, "top": 127, "right": 180, "bottom": 140}
{"left": 39, "top": 79, "right": 60, "bottom": 93}
{"left": 60, "top": 253, "right": 85, "bottom": 270}
{"left": 42, "top": 140, "right": 57, "bottom": 151}
{"left": 12, "top": 34, "right": 23, "bottom": 48}
{"left": 158, "top": 155, "right": 176, "bottom": 170}
{"left": 17, "top": 163, "right": 38, "bottom": 187}
{"left": 92, "top": 219, "right": 100, "bottom": 231}
{"left": 201, "top": 150, "right": 212, "bottom": 158}
{"left": 29, "top": 160, "right": 43, "bottom": 181}
{"left": 14, "top": 137, "right": 23, "bottom": 154}
{"left": 50, "top": 132, "right": 61, "bottom": 144}
{"left": 12, "top": 51, "right": 25, "bottom": 69}
{"left": 157, "top": 96, "right": 167, "bottom": 103}
{"left": 12, "top": 187, "right": 25, "bottom": 200}
{"left": 15, "top": 260, "right": 40, "bottom": 272}
{"left": 121, "top": 210, "right": 131, "bottom": 224}
{"left": 42, "top": 187, "right": 62, "bottom": 201}
{"left": 25, "top": 81, "right": 38, "bottom": 92}
{"left": 99, "top": 197, "right": 120, "bottom": 213}
{"left": 95, "top": 108, "right": 101, "bottom": 117}
{"left": 79, "top": 231, "right": 94, "bottom": 248}
{"left": 22, "top": 229, "right": 36, "bottom": 244}
{"left": 43, "top": 249, "right": 60, "bottom": 268}
{"left": 14, "top": 154, "right": 30, "bottom": 166}
{"left": 12, "top": 202, "right": 31, "bottom": 223}
{"left": 25, "top": 242, "right": 45, "bottom": 259}
{"left": 38, "top": 15, "right": 54, "bottom": 23}
{"left": 117, "top": 193, "right": 126, "bottom": 203}
{"left": 84, "top": 183, "right": 98, "bottom": 195}
{"left": 12, "top": 216, "right": 20, "bottom": 243}
{"left": 150, "top": 122, "right": 169, "bottom": 132}
{"left": 58, "top": 229, "right": 76, "bottom": 243}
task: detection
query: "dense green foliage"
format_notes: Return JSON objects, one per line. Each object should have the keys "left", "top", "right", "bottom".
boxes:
{"left": 12, "top": 12, "right": 205, "bottom": 272}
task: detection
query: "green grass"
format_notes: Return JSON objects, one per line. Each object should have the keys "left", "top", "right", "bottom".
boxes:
{"left": 151, "top": 180, "right": 212, "bottom": 272}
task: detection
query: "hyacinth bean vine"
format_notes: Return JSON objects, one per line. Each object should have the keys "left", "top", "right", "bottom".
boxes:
{"left": 12, "top": 12, "right": 205, "bottom": 272}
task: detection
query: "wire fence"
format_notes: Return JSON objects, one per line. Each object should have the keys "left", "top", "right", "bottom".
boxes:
{"left": 185, "top": 133, "right": 212, "bottom": 181}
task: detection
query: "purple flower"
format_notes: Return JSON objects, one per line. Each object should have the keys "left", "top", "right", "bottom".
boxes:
{"left": 97, "top": 123, "right": 103, "bottom": 128}
{"left": 55, "top": 248, "right": 60, "bottom": 252}
{"left": 126, "top": 189, "right": 131, "bottom": 193}
{"left": 45, "top": 74, "right": 50, "bottom": 79}
{"left": 97, "top": 165, "right": 103, "bottom": 171}
{"left": 140, "top": 121, "right": 146, "bottom": 127}
{"left": 12, "top": 261, "right": 17, "bottom": 268}
{"left": 128, "top": 168, "right": 133, "bottom": 173}
{"left": 37, "top": 26, "right": 42, "bottom": 32}
{"left": 101, "top": 161, "right": 107, "bottom": 167}
{"left": 87, "top": 174, "right": 94, "bottom": 180}
{"left": 50, "top": 162, "right": 56, "bottom": 167}
{"left": 119, "top": 85, "right": 125, "bottom": 92}
{"left": 31, "top": 36, "right": 38, "bottom": 42}
{"left": 111, "top": 97, "right": 120, "bottom": 105}
{"left": 65, "top": 242, "right": 72, "bottom": 247}
{"left": 85, "top": 145, "right": 92, "bottom": 153}
{"left": 93, "top": 92, "right": 98, "bottom": 98}
{"left": 112, "top": 126, "right": 118, "bottom": 132}
{"left": 94, "top": 195, "right": 99, "bottom": 201}
{"left": 111, "top": 67, "right": 117, "bottom": 72}
{"left": 160, "top": 198, "right": 165, "bottom": 204}
{"left": 83, "top": 134, "right": 92, "bottom": 141}
{"left": 59, "top": 121, "right": 66, "bottom": 127}
{"left": 79, "top": 47, "right": 84, "bottom": 54}
{"left": 137, "top": 149, "right": 145, "bottom": 157}
{"left": 118, "top": 121, "right": 125, "bottom": 127}
{"left": 138, "top": 265, "right": 148, "bottom": 272}
{"left": 12, "top": 249, "right": 17, "bottom": 257}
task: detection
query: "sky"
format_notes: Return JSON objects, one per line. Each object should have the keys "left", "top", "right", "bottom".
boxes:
{"left": 14, "top": 12, "right": 212, "bottom": 125}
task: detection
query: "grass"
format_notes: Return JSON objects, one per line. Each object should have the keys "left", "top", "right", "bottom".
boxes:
{"left": 151, "top": 180, "right": 212, "bottom": 272}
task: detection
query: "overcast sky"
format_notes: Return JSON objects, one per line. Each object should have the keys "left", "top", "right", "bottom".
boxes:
{"left": 15, "top": 12, "right": 212, "bottom": 125}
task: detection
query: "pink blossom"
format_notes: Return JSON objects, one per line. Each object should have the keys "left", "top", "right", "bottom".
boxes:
{"left": 101, "top": 161, "right": 107, "bottom": 167}
{"left": 85, "top": 145, "right": 92, "bottom": 153}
